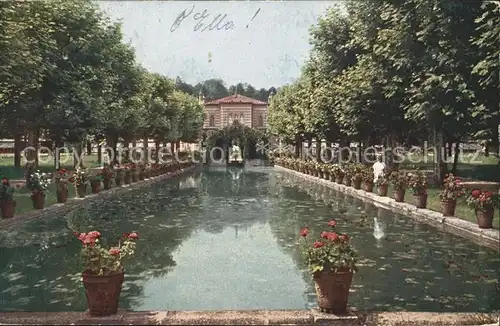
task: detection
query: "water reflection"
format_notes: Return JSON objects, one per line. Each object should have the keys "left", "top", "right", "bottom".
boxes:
{"left": 0, "top": 168, "right": 498, "bottom": 313}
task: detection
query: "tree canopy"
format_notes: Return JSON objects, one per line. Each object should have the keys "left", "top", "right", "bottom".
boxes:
{"left": 267, "top": 1, "right": 499, "bottom": 178}
{"left": 0, "top": 0, "right": 205, "bottom": 166}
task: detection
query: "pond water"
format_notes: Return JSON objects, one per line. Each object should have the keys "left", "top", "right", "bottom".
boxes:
{"left": 0, "top": 167, "right": 499, "bottom": 312}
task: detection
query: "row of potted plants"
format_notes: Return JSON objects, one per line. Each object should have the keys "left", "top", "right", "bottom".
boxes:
{"left": 276, "top": 157, "right": 500, "bottom": 229}
{"left": 0, "top": 161, "right": 193, "bottom": 219}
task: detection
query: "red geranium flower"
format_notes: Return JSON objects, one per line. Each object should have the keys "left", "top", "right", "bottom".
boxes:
{"left": 313, "top": 241, "right": 325, "bottom": 248}
{"left": 128, "top": 232, "right": 139, "bottom": 240}
{"left": 109, "top": 248, "right": 121, "bottom": 256}
{"left": 1, "top": 178, "right": 8, "bottom": 185}
{"left": 471, "top": 189, "right": 481, "bottom": 198}
{"left": 328, "top": 220, "right": 337, "bottom": 227}
{"left": 339, "top": 234, "right": 349, "bottom": 242}
{"left": 300, "top": 228, "right": 309, "bottom": 237}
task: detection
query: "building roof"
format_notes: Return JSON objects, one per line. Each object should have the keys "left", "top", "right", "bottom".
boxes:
{"left": 205, "top": 94, "right": 267, "bottom": 105}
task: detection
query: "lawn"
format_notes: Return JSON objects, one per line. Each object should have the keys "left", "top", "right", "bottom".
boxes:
{"left": 0, "top": 154, "right": 101, "bottom": 179}
{"left": 399, "top": 153, "right": 499, "bottom": 229}
{"left": 386, "top": 184, "right": 500, "bottom": 229}
{"left": 0, "top": 154, "right": 101, "bottom": 214}
{"left": 400, "top": 153, "right": 499, "bottom": 182}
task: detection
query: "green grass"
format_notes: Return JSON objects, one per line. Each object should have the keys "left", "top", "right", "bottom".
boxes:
{"left": 400, "top": 153, "right": 499, "bottom": 182}
{"left": 0, "top": 154, "right": 101, "bottom": 179}
{"left": 387, "top": 185, "right": 499, "bottom": 229}
{"left": 397, "top": 154, "right": 499, "bottom": 228}
{"left": 0, "top": 154, "right": 100, "bottom": 215}
{"left": 14, "top": 182, "right": 92, "bottom": 214}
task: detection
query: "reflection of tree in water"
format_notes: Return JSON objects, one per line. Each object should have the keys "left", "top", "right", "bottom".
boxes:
{"left": 0, "top": 175, "right": 201, "bottom": 312}
{"left": 268, "top": 172, "right": 500, "bottom": 312}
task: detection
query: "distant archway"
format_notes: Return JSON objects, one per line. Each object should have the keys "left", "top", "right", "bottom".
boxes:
{"left": 206, "top": 121, "right": 267, "bottom": 162}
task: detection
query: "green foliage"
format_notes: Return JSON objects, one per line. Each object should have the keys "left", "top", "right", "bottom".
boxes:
{"left": 269, "top": 0, "right": 499, "bottom": 162}
{"left": 0, "top": 0, "right": 205, "bottom": 151}
{"left": 299, "top": 220, "right": 358, "bottom": 274}
{"left": 74, "top": 231, "right": 138, "bottom": 276}
{"left": 0, "top": 178, "right": 15, "bottom": 201}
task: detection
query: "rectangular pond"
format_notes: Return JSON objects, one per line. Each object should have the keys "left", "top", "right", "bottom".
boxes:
{"left": 0, "top": 167, "right": 498, "bottom": 312}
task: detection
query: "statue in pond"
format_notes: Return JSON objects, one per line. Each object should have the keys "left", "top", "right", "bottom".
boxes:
{"left": 372, "top": 155, "right": 386, "bottom": 183}
{"left": 229, "top": 144, "right": 243, "bottom": 162}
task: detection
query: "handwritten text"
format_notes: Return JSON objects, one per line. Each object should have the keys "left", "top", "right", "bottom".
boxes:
{"left": 170, "top": 5, "right": 236, "bottom": 32}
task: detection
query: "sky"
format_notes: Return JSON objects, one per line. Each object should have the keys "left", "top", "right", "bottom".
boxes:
{"left": 97, "top": 1, "right": 338, "bottom": 89}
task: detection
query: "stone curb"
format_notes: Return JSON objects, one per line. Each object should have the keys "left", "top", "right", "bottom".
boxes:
{"left": 0, "top": 310, "right": 497, "bottom": 325}
{"left": 0, "top": 166, "right": 199, "bottom": 230}
{"left": 275, "top": 165, "right": 500, "bottom": 251}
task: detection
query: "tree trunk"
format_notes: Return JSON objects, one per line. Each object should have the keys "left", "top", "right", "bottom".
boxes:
{"left": 315, "top": 138, "right": 321, "bottom": 162}
{"left": 73, "top": 142, "right": 83, "bottom": 168}
{"left": 14, "top": 133, "right": 22, "bottom": 168}
{"left": 97, "top": 145, "right": 102, "bottom": 164}
{"left": 155, "top": 140, "right": 160, "bottom": 163}
{"left": 294, "top": 135, "right": 300, "bottom": 158}
{"left": 451, "top": 141, "right": 460, "bottom": 174}
{"left": 86, "top": 141, "right": 92, "bottom": 156}
{"left": 143, "top": 136, "right": 149, "bottom": 163}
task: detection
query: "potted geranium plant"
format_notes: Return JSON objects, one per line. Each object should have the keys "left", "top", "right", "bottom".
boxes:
{"left": 333, "top": 166, "right": 344, "bottom": 184}
{"left": 375, "top": 175, "right": 389, "bottom": 197}
{"left": 389, "top": 170, "right": 408, "bottom": 202}
{"left": 26, "top": 171, "right": 52, "bottom": 209}
{"left": 300, "top": 220, "right": 357, "bottom": 314}
{"left": 54, "top": 168, "right": 71, "bottom": 203}
{"left": 466, "top": 190, "right": 500, "bottom": 228}
{"left": 351, "top": 165, "right": 364, "bottom": 190}
{"left": 74, "top": 230, "right": 139, "bottom": 316}
{"left": 0, "top": 178, "right": 16, "bottom": 218}
{"left": 89, "top": 173, "right": 104, "bottom": 194}
{"left": 408, "top": 170, "right": 428, "bottom": 208}
{"left": 362, "top": 167, "right": 374, "bottom": 192}
{"left": 123, "top": 164, "right": 132, "bottom": 184}
{"left": 70, "top": 167, "right": 89, "bottom": 198}
{"left": 114, "top": 164, "right": 125, "bottom": 186}
{"left": 101, "top": 165, "right": 114, "bottom": 190}
{"left": 130, "top": 163, "right": 139, "bottom": 182}
{"left": 439, "top": 173, "right": 465, "bottom": 216}
{"left": 343, "top": 165, "right": 353, "bottom": 186}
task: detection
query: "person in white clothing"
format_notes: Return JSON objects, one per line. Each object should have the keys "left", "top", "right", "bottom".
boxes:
{"left": 372, "top": 155, "right": 386, "bottom": 183}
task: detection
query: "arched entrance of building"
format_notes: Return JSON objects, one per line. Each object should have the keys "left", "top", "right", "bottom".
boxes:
{"left": 205, "top": 121, "right": 267, "bottom": 164}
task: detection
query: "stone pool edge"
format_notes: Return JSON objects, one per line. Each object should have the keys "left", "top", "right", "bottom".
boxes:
{"left": 0, "top": 165, "right": 200, "bottom": 230}
{"left": 275, "top": 165, "right": 500, "bottom": 251}
{"left": 0, "top": 310, "right": 498, "bottom": 325}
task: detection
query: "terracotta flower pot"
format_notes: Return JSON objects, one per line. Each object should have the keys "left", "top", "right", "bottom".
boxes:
{"left": 139, "top": 172, "right": 145, "bottom": 181}
{"left": 441, "top": 199, "right": 456, "bottom": 216}
{"left": 132, "top": 171, "right": 139, "bottom": 182}
{"left": 377, "top": 184, "right": 388, "bottom": 197}
{"left": 414, "top": 194, "right": 427, "bottom": 208}
{"left": 0, "top": 200, "right": 16, "bottom": 218}
{"left": 90, "top": 180, "right": 101, "bottom": 194}
{"left": 31, "top": 191, "right": 45, "bottom": 209}
{"left": 83, "top": 271, "right": 124, "bottom": 317}
{"left": 475, "top": 206, "right": 494, "bottom": 229}
{"left": 115, "top": 175, "right": 123, "bottom": 187}
{"left": 352, "top": 178, "right": 362, "bottom": 190}
{"left": 329, "top": 174, "right": 335, "bottom": 182}
{"left": 76, "top": 184, "right": 87, "bottom": 198}
{"left": 335, "top": 177, "right": 343, "bottom": 184}
{"left": 56, "top": 181, "right": 69, "bottom": 203}
{"left": 124, "top": 172, "right": 132, "bottom": 184}
{"left": 393, "top": 189, "right": 405, "bottom": 202}
{"left": 343, "top": 177, "right": 351, "bottom": 186}
{"left": 313, "top": 269, "right": 353, "bottom": 314}
{"left": 364, "top": 182, "right": 374, "bottom": 193}
{"left": 103, "top": 178, "right": 112, "bottom": 190}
